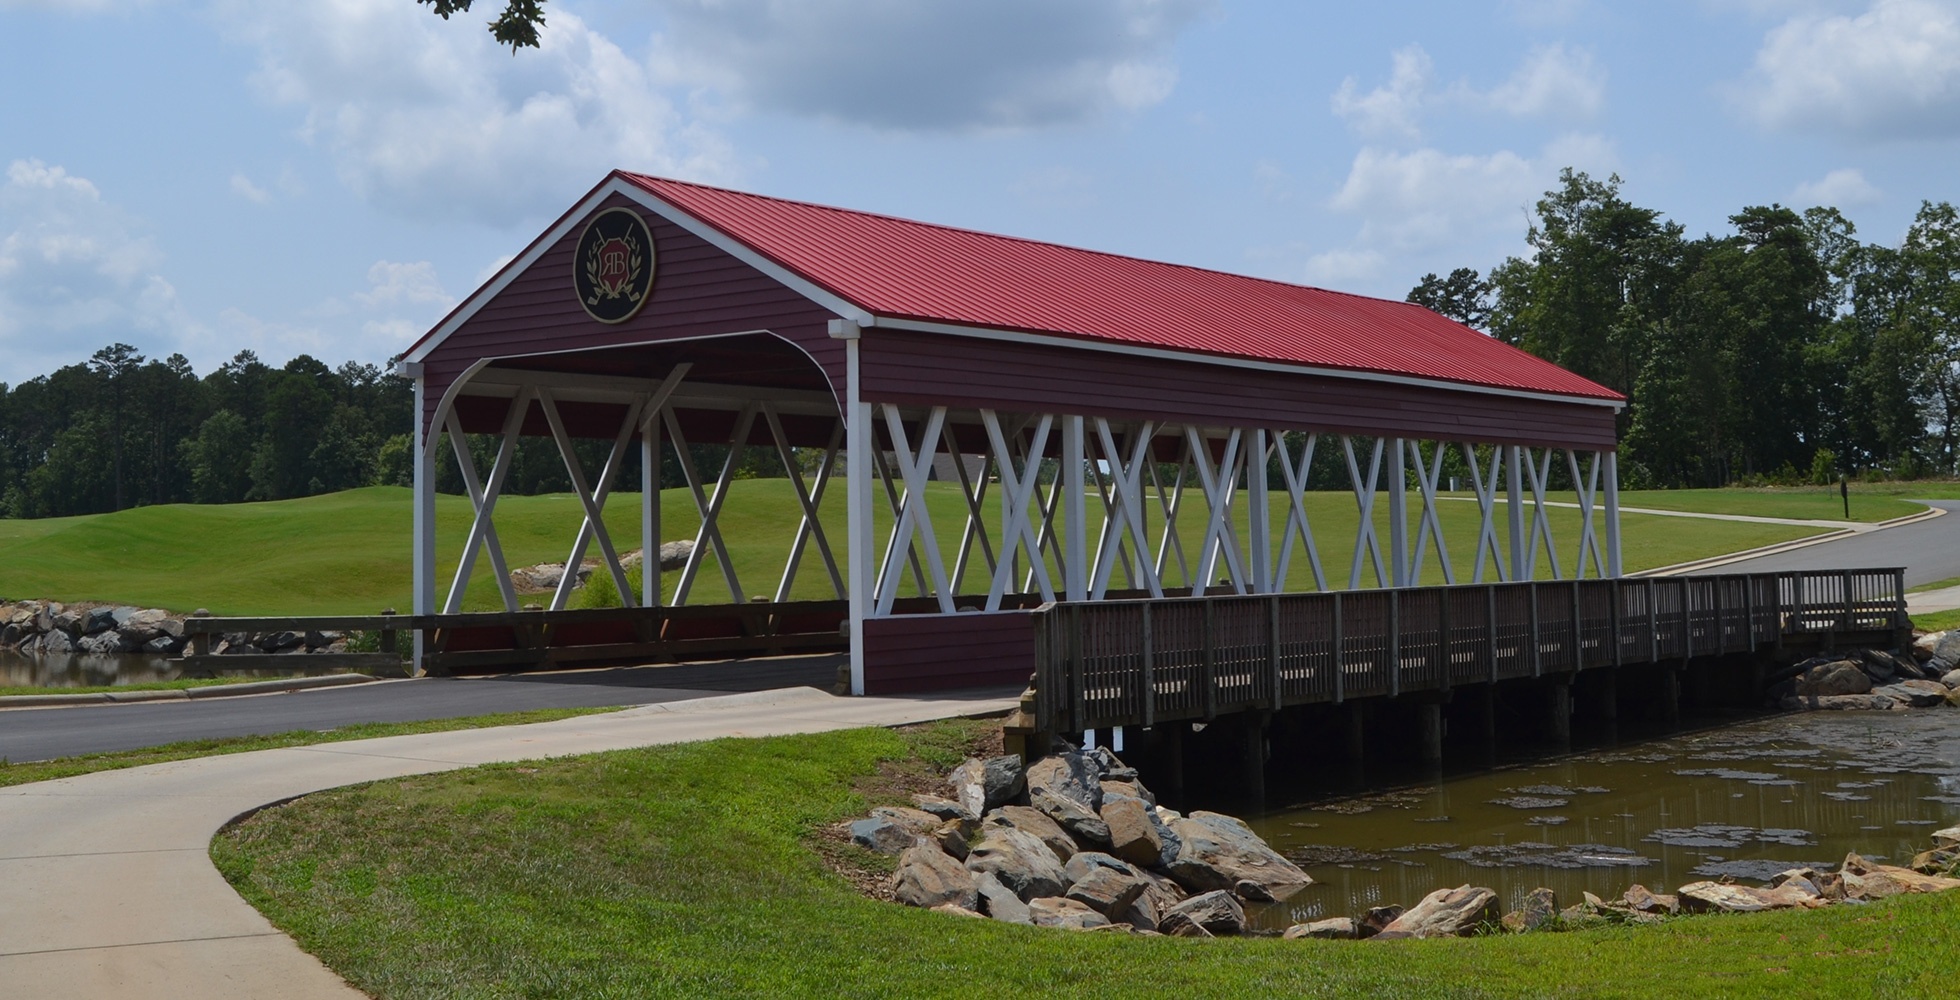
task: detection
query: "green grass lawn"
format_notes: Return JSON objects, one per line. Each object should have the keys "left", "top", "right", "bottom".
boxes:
{"left": 211, "top": 719, "right": 1960, "bottom": 999}
{"left": 0, "top": 482, "right": 1839, "bottom": 617}
{"left": 1609, "top": 486, "right": 1929, "bottom": 523}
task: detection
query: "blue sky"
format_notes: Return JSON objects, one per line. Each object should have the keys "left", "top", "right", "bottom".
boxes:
{"left": 2, "top": 0, "right": 1957, "bottom": 384}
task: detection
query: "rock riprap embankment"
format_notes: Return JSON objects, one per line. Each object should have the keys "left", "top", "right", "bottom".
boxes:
{"left": 508, "top": 542, "right": 693, "bottom": 593}
{"left": 848, "top": 747, "right": 1312, "bottom": 934}
{"left": 1, "top": 600, "right": 352, "bottom": 657}
{"left": 1773, "top": 643, "right": 1960, "bottom": 712}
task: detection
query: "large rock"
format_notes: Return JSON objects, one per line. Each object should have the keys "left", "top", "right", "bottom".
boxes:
{"left": 77, "top": 630, "right": 129, "bottom": 655}
{"left": 1772, "top": 867, "right": 1846, "bottom": 901}
{"left": 1929, "top": 631, "right": 1960, "bottom": 672}
{"left": 965, "top": 827, "right": 1066, "bottom": 901}
{"left": 1284, "top": 917, "right": 1357, "bottom": 940}
{"left": 1783, "top": 693, "right": 1901, "bottom": 712}
{"left": 893, "top": 841, "right": 978, "bottom": 910}
{"left": 1101, "top": 776, "right": 1156, "bottom": 807}
{"left": 1065, "top": 866, "right": 1148, "bottom": 917}
{"left": 1158, "top": 889, "right": 1245, "bottom": 937}
{"left": 1374, "top": 885, "right": 1502, "bottom": 939}
{"left": 1164, "top": 811, "right": 1313, "bottom": 899}
{"left": 38, "top": 629, "right": 72, "bottom": 654}
{"left": 911, "top": 793, "right": 974, "bottom": 823}
{"left": 52, "top": 610, "right": 84, "bottom": 636}
{"left": 1677, "top": 881, "right": 1826, "bottom": 913}
{"left": 987, "top": 806, "right": 1078, "bottom": 863}
{"left": 931, "top": 817, "right": 978, "bottom": 861}
{"left": 80, "top": 607, "right": 118, "bottom": 635}
{"left": 1032, "top": 786, "right": 1112, "bottom": 848}
{"left": 1100, "top": 793, "right": 1164, "bottom": 868}
{"left": 974, "top": 871, "right": 1032, "bottom": 924}
{"left": 949, "top": 756, "right": 1025, "bottom": 818}
{"left": 1942, "top": 669, "right": 1960, "bottom": 691}
{"left": 1935, "top": 826, "right": 1960, "bottom": 848}
{"left": 1500, "top": 887, "right": 1558, "bottom": 933}
{"left": 870, "top": 806, "right": 942, "bottom": 835}
{"left": 848, "top": 816, "right": 919, "bottom": 856}
{"left": 1024, "top": 752, "right": 1105, "bottom": 815}
{"left": 1028, "top": 896, "right": 1112, "bottom": 930}
{"left": 657, "top": 539, "right": 694, "bottom": 571}
{"left": 1795, "top": 659, "right": 1871, "bottom": 696}
{"left": 1357, "top": 904, "right": 1404, "bottom": 939}
{"left": 1621, "top": 884, "right": 1679, "bottom": 915}
{"left": 1874, "top": 679, "right": 1950, "bottom": 708}
{"left": 1838, "top": 852, "right": 1960, "bottom": 898}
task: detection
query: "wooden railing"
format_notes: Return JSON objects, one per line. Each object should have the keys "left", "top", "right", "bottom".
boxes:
{"left": 1031, "top": 569, "right": 1907, "bottom": 733}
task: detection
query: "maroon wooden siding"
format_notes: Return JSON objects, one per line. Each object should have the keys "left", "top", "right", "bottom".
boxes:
{"left": 420, "top": 192, "right": 844, "bottom": 437}
{"left": 861, "top": 612, "right": 1037, "bottom": 695}
{"left": 857, "top": 328, "right": 1618, "bottom": 450}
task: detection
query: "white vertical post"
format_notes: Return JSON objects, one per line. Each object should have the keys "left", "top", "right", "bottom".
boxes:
{"left": 1063, "top": 414, "right": 1088, "bottom": 601}
{"left": 1388, "top": 437, "right": 1409, "bottom": 587}
{"left": 1248, "top": 428, "right": 1272, "bottom": 593}
{"left": 834, "top": 319, "right": 871, "bottom": 696}
{"left": 642, "top": 408, "right": 659, "bottom": 607}
{"left": 411, "top": 370, "right": 435, "bottom": 676}
{"left": 1605, "top": 450, "right": 1623, "bottom": 578}
{"left": 1507, "top": 444, "right": 1527, "bottom": 581}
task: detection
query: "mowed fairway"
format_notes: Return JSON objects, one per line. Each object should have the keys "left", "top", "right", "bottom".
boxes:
{"left": 0, "top": 483, "right": 1839, "bottom": 616}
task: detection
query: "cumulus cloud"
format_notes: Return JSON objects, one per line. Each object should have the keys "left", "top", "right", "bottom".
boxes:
{"left": 229, "top": 173, "right": 271, "bottom": 204}
{"left": 216, "top": 260, "right": 452, "bottom": 364}
{"left": 1739, "top": 0, "right": 1960, "bottom": 137}
{"left": 1333, "top": 43, "right": 1606, "bottom": 139}
{"left": 1305, "top": 134, "right": 1618, "bottom": 286}
{"left": 650, "top": 0, "right": 1211, "bottom": 130}
{"left": 212, "top": 0, "right": 733, "bottom": 224}
{"left": 1794, "top": 167, "right": 1882, "bottom": 206}
{"left": 0, "top": 159, "right": 201, "bottom": 381}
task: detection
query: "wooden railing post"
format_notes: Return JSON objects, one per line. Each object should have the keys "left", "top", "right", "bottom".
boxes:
{"left": 1647, "top": 578, "right": 1658, "bottom": 663}
{"left": 190, "top": 609, "right": 211, "bottom": 657}
{"left": 1332, "top": 591, "right": 1345, "bottom": 705}
{"left": 1438, "top": 585, "right": 1453, "bottom": 691}
{"left": 1485, "top": 584, "right": 1498, "bottom": 684}
{"left": 379, "top": 608, "right": 398, "bottom": 656}
{"left": 1570, "top": 580, "right": 1583, "bottom": 671}
{"left": 1268, "top": 595, "right": 1283, "bottom": 712}
{"left": 1388, "top": 589, "right": 1401, "bottom": 698}
{"left": 1068, "top": 605, "right": 1086, "bottom": 733}
{"left": 1201, "top": 599, "right": 1218, "bottom": 721}
{"left": 1681, "top": 578, "right": 1694, "bottom": 659}
{"left": 1610, "top": 579, "right": 1623, "bottom": 667}
{"left": 1140, "top": 603, "right": 1155, "bottom": 728}
{"left": 1529, "top": 583, "right": 1542, "bottom": 678}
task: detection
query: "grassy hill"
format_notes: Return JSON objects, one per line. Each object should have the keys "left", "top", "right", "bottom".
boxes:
{"left": 0, "top": 482, "right": 1875, "bottom": 617}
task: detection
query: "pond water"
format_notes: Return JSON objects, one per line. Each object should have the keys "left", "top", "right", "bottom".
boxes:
{"left": 0, "top": 650, "right": 184, "bottom": 689}
{"left": 1243, "top": 709, "right": 1960, "bottom": 929}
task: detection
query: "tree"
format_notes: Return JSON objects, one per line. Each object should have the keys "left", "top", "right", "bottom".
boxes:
{"left": 87, "top": 343, "right": 143, "bottom": 511}
{"left": 418, "top": 0, "right": 546, "bottom": 50}
{"left": 1407, "top": 268, "right": 1494, "bottom": 329}
{"left": 183, "top": 411, "right": 255, "bottom": 504}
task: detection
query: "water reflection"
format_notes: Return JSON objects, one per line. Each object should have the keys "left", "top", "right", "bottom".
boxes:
{"left": 0, "top": 649, "right": 181, "bottom": 689}
{"left": 1246, "top": 710, "right": 1960, "bottom": 928}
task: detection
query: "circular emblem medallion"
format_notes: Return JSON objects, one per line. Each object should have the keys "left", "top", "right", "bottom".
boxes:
{"left": 574, "top": 207, "right": 656, "bottom": 324}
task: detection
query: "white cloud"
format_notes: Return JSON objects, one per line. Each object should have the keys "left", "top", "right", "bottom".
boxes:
{"left": 0, "top": 159, "right": 201, "bottom": 381}
{"left": 650, "top": 0, "right": 1212, "bottom": 131}
{"left": 213, "top": 0, "right": 734, "bottom": 224}
{"left": 1794, "top": 167, "right": 1883, "bottom": 206}
{"left": 1333, "top": 43, "right": 1606, "bottom": 139}
{"left": 354, "top": 260, "right": 449, "bottom": 308}
{"left": 229, "top": 173, "right": 271, "bottom": 204}
{"left": 1302, "top": 248, "right": 1387, "bottom": 288}
{"left": 1740, "top": 0, "right": 1960, "bottom": 137}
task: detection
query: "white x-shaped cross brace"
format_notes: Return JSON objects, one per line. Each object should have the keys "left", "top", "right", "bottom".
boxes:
{"left": 1091, "top": 418, "right": 1164, "bottom": 599}
{"left": 765, "top": 406, "right": 845, "bottom": 602}
{"left": 1149, "top": 442, "right": 1192, "bottom": 588}
{"left": 1271, "top": 431, "right": 1327, "bottom": 593}
{"left": 945, "top": 435, "right": 997, "bottom": 598}
{"left": 666, "top": 403, "right": 754, "bottom": 606}
{"left": 1185, "top": 426, "right": 1249, "bottom": 594}
{"left": 1407, "top": 440, "right": 1456, "bottom": 585}
{"left": 875, "top": 404, "right": 955, "bottom": 615}
{"left": 1523, "top": 447, "right": 1564, "bottom": 580}
{"left": 1463, "top": 442, "right": 1508, "bottom": 583}
{"left": 538, "top": 387, "right": 649, "bottom": 611}
{"left": 1345, "top": 436, "right": 1390, "bottom": 590}
{"left": 982, "top": 410, "right": 1056, "bottom": 609}
{"left": 442, "top": 388, "right": 532, "bottom": 613}
{"left": 1566, "top": 449, "right": 1605, "bottom": 579}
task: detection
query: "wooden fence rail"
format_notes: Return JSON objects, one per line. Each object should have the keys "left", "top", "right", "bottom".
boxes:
{"left": 1032, "top": 569, "right": 1907, "bottom": 734}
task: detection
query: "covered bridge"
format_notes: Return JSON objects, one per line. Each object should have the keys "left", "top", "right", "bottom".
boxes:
{"left": 398, "top": 171, "right": 1626, "bottom": 693}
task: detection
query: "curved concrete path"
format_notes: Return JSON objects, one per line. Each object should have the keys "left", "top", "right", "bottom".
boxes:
{"left": 0, "top": 685, "right": 1018, "bottom": 1000}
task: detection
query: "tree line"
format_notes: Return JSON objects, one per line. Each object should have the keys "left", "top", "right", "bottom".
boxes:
{"left": 1410, "top": 170, "right": 1960, "bottom": 489}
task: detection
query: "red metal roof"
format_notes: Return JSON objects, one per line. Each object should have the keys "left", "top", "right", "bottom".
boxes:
{"left": 621, "top": 173, "right": 1623, "bottom": 402}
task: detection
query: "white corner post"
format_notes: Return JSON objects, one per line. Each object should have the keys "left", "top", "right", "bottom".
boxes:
{"left": 1507, "top": 445, "right": 1527, "bottom": 581}
{"left": 409, "top": 366, "right": 435, "bottom": 677}
{"left": 1388, "top": 437, "right": 1410, "bottom": 588}
{"left": 1063, "top": 414, "right": 1089, "bottom": 602}
{"left": 834, "top": 319, "right": 871, "bottom": 696}
{"left": 1604, "top": 449, "right": 1623, "bottom": 578}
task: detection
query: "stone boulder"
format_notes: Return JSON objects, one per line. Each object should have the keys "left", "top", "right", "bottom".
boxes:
{"left": 965, "top": 827, "right": 1066, "bottom": 901}
{"left": 870, "top": 806, "right": 942, "bottom": 836}
{"left": 1065, "top": 866, "right": 1148, "bottom": 917}
{"left": 1795, "top": 659, "right": 1871, "bottom": 697}
{"left": 1357, "top": 904, "right": 1404, "bottom": 939}
{"left": 39, "top": 629, "right": 73, "bottom": 654}
{"left": 1839, "top": 852, "right": 1960, "bottom": 898}
{"left": 1771, "top": 867, "right": 1845, "bottom": 901}
{"left": 1164, "top": 811, "right": 1313, "bottom": 899}
{"left": 1874, "top": 679, "right": 1950, "bottom": 707}
{"left": 1284, "top": 917, "right": 1357, "bottom": 940}
{"left": 911, "top": 793, "right": 973, "bottom": 823}
{"left": 849, "top": 816, "right": 919, "bottom": 856}
{"left": 1935, "top": 826, "right": 1960, "bottom": 848}
{"left": 931, "top": 817, "right": 978, "bottom": 861}
{"left": 1929, "top": 631, "right": 1960, "bottom": 672}
{"left": 1621, "top": 884, "right": 1679, "bottom": 915}
{"left": 1943, "top": 669, "right": 1960, "bottom": 691}
{"left": 1032, "top": 786, "right": 1112, "bottom": 848}
{"left": 1024, "top": 752, "right": 1105, "bottom": 815}
{"left": 81, "top": 607, "right": 118, "bottom": 635}
{"left": 1500, "top": 887, "right": 1558, "bottom": 933}
{"left": 1677, "top": 881, "right": 1826, "bottom": 913}
{"left": 1099, "top": 794, "right": 1161, "bottom": 867}
{"left": 1101, "top": 775, "right": 1156, "bottom": 807}
{"left": 986, "top": 806, "right": 1078, "bottom": 863}
{"left": 77, "top": 631, "right": 129, "bottom": 655}
{"left": 657, "top": 539, "right": 694, "bottom": 571}
{"left": 1374, "top": 885, "right": 1502, "bottom": 939}
{"left": 52, "top": 610, "right": 84, "bottom": 636}
{"left": 1157, "top": 889, "right": 1244, "bottom": 938}
{"left": 1028, "top": 896, "right": 1112, "bottom": 930}
{"left": 893, "top": 841, "right": 978, "bottom": 910}
{"left": 974, "top": 871, "right": 1032, "bottom": 924}
{"left": 949, "top": 756, "right": 1024, "bottom": 818}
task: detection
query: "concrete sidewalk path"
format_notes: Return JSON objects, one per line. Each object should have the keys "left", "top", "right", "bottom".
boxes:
{"left": 0, "top": 685, "right": 1018, "bottom": 1000}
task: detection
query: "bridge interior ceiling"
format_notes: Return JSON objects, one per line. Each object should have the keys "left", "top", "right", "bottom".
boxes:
{"left": 424, "top": 344, "right": 1624, "bottom": 627}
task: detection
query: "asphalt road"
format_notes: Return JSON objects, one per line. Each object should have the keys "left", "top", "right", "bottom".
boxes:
{"left": 1699, "top": 500, "right": 1960, "bottom": 588}
{"left": 0, "top": 655, "right": 842, "bottom": 763}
